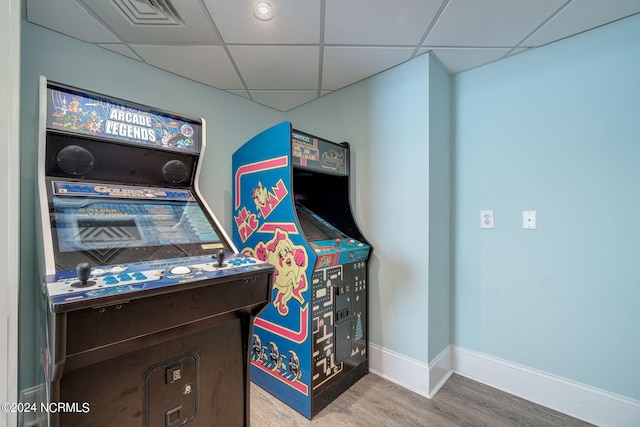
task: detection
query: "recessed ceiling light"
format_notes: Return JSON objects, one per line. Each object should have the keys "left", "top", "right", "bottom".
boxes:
{"left": 253, "top": 2, "right": 274, "bottom": 21}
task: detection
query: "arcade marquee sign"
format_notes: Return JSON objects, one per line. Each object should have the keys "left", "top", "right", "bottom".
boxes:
{"left": 46, "top": 85, "right": 201, "bottom": 155}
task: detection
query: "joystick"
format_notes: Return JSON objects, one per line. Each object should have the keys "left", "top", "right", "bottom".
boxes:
{"left": 73, "top": 262, "right": 94, "bottom": 287}
{"left": 215, "top": 249, "right": 226, "bottom": 268}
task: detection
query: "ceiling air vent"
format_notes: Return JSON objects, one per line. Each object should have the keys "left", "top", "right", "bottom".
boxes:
{"left": 112, "top": 0, "right": 184, "bottom": 26}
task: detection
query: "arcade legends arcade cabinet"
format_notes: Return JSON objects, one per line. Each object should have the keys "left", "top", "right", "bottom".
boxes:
{"left": 35, "top": 78, "right": 274, "bottom": 427}
{"left": 232, "top": 122, "right": 371, "bottom": 418}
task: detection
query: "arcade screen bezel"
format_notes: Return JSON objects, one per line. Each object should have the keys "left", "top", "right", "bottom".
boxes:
{"left": 47, "top": 179, "right": 229, "bottom": 270}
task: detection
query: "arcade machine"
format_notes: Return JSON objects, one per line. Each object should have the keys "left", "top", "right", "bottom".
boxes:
{"left": 232, "top": 122, "right": 371, "bottom": 418}
{"left": 35, "top": 77, "right": 274, "bottom": 427}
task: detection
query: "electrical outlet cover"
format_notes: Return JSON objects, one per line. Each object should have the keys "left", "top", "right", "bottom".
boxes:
{"left": 480, "top": 210, "right": 494, "bottom": 229}
{"left": 523, "top": 210, "right": 537, "bottom": 229}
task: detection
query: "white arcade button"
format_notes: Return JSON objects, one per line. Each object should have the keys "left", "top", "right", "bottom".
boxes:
{"left": 170, "top": 266, "right": 192, "bottom": 275}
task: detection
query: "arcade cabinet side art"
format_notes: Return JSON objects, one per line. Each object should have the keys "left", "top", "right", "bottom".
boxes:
{"left": 233, "top": 122, "right": 316, "bottom": 417}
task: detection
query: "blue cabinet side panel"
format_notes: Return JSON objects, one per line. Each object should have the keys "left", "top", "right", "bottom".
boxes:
{"left": 232, "top": 122, "right": 316, "bottom": 416}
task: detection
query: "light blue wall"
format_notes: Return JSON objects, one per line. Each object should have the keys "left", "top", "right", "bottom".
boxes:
{"left": 19, "top": 21, "right": 285, "bottom": 389}
{"left": 427, "top": 55, "right": 452, "bottom": 362}
{"left": 453, "top": 13, "right": 640, "bottom": 400}
{"left": 288, "top": 53, "right": 452, "bottom": 364}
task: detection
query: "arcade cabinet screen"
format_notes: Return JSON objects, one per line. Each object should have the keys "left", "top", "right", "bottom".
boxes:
{"left": 296, "top": 205, "right": 347, "bottom": 242}
{"left": 52, "top": 197, "right": 222, "bottom": 266}
{"left": 76, "top": 217, "right": 143, "bottom": 246}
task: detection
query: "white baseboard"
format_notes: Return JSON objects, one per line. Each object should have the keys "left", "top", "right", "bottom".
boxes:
{"left": 452, "top": 345, "right": 640, "bottom": 427}
{"left": 368, "top": 343, "right": 452, "bottom": 398}
{"left": 429, "top": 345, "right": 453, "bottom": 396}
{"left": 369, "top": 344, "right": 640, "bottom": 426}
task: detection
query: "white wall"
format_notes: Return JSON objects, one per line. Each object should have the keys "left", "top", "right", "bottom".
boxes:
{"left": 1, "top": 0, "right": 20, "bottom": 426}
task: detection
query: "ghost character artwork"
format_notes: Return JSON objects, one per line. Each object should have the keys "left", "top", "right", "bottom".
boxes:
{"left": 232, "top": 122, "right": 372, "bottom": 418}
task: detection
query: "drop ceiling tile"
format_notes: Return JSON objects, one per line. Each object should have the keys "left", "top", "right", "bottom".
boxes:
{"left": 229, "top": 45, "right": 319, "bottom": 90}
{"left": 27, "top": 0, "right": 120, "bottom": 43}
{"left": 325, "top": 0, "right": 445, "bottom": 45}
{"left": 523, "top": 1, "right": 640, "bottom": 47}
{"left": 322, "top": 46, "right": 414, "bottom": 91}
{"left": 204, "top": 0, "right": 321, "bottom": 44}
{"left": 28, "top": 0, "right": 637, "bottom": 109}
{"left": 81, "top": 0, "right": 221, "bottom": 44}
{"left": 425, "top": 0, "right": 566, "bottom": 47}
{"left": 429, "top": 47, "right": 510, "bottom": 73}
{"left": 130, "top": 45, "right": 243, "bottom": 89}
{"left": 250, "top": 90, "right": 319, "bottom": 111}
{"left": 98, "top": 43, "right": 141, "bottom": 61}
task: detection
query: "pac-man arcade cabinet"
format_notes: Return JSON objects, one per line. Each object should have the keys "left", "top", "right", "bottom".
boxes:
{"left": 232, "top": 122, "right": 371, "bottom": 418}
{"left": 35, "top": 78, "right": 274, "bottom": 427}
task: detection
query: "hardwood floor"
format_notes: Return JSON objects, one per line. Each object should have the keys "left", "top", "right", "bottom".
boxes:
{"left": 250, "top": 373, "right": 593, "bottom": 426}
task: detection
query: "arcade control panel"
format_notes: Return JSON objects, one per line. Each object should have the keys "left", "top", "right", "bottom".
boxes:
{"left": 45, "top": 251, "right": 272, "bottom": 312}
{"left": 310, "top": 238, "right": 369, "bottom": 262}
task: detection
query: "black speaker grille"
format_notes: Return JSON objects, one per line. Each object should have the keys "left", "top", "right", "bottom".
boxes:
{"left": 56, "top": 145, "right": 95, "bottom": 176}
{"left": 162, "top": 160, "right": 189, "bottom": 184}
